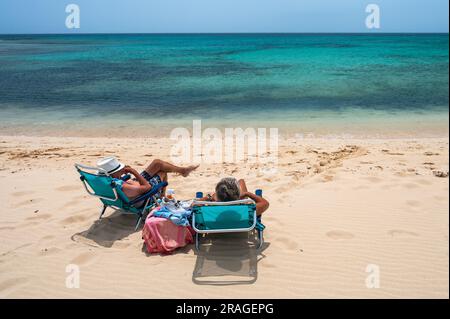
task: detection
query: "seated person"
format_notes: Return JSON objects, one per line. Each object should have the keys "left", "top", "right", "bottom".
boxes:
{"left": 97, "top": 156, "right": 198, "bottom": 200}
{"left": 199, "top": 177, "right": 269, "bottom": 216}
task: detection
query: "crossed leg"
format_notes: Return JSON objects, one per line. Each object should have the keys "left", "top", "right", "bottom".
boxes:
{"left": 144, "top": 159, "right": 198, "bottom": 177}
{"left": 144, "top": 159, "right": 198, "bottom": 195}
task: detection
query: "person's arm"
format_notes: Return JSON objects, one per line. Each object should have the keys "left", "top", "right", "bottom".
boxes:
{"left": 197, "top": 192, "right": 216, "bottom": 201}
{"left": 240, "top": 191, "right": 269, "bottom": 216}
{"left": 120, "top": 166, "right": 151, "bottom": 198}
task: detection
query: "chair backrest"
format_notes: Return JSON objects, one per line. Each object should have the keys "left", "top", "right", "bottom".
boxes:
{"left": 192, "top": 203, "right": 256, "bottom": 231}
{"left": 75, "top": 164, "right": 130, "bottom": 209}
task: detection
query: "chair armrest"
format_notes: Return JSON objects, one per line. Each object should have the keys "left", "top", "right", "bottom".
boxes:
{"left": 192, "top": 198, "right": 255, "bottom": 206}
{"left": 128, "top": 181, "right": 168, "bottom": 206}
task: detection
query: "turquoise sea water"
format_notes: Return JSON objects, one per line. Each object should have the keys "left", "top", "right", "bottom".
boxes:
{"left": 0, "top": 34, "right": 448, "bottom": 137}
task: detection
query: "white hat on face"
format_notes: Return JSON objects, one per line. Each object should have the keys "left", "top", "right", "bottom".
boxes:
{"left": 97, "top": 156, "right": 125, "bottom": 175}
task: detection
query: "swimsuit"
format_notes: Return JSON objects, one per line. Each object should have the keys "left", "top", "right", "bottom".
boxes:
{"left": 140, "top": 171, "right": 163, "bottom": 197}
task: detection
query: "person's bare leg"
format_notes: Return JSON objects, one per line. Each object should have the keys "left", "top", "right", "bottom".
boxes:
{"left": 157, "top": 171, "right": 168, "bottom": 196}
{"left": 145, "top": 159, "right": 198, "bottom": 177}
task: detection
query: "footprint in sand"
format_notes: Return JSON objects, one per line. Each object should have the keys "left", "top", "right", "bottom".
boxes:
{"left": 0, "top": 277, "right": 29, "bottom": 296}
{"left": 405, "top": 200, "right": 421, "bottom": 207}
{"left": 60, "top": 214, "right": 90, "bottom": 226}
{"left": 416, "top": 179, "right": 432, "bottom": 186}
{"left": 260, "top": 261, "right": 278, "bottom": 269}
{"left": 433, "top": 195, "right": 447, "bottom": 201}
{"left": 363, "top": 176, "right": 382, "bottom": 183}
{"left": 70, "top": 252, "right": 98, "bottom": 266}
{"left": 55, "top": 185, "right": 80, "bottom": 192}
{"left": 274, "top": 185, "right": 291, "bottom": 193}
{"left": 0, "top": 226, "right": 15, "bottom": 231}
{"left": 388, "top": 230, "right": 419, "bottom": 237}
{"left": 352, "top": 184, "right": 370, "bottom": 190}
{"left": 26, "top": 213, "right": 52, "bottom": 221}
{"left": 274, "top": 236, "right": 299, "bottom": 251}
{"left": 401, "top": 182, "right": 420, "bottom": 189}
{"left": 39, "top": 235, "right": 55, "bottom": 242}
{"left": 15, "top": 198, "right": 44, "bottom": 207}
{"left": 326, "top": 230, "right": 355, "bottom": 240}
{"left": 265, "top": 217, "right": 284, "bottom": 228}
{"left": 11, "top": 190, "right": 35, "bottom": 197}
{"left": 16, "top": 221, "right": 40, "bottom": 229}
{"left": 62, "top": 199, "right": 84, "bottom": 208}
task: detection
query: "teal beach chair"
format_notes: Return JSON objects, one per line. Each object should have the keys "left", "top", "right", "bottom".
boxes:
{"left": 192, "top": 195, "right": 265, "bottom": 250}
{"left": 75, "top": 163, "right": 167, "bottom": 230}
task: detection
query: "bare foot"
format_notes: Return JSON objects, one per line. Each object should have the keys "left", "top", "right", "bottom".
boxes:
{"left": 181, "top": 165, "right": 199, "bottom": 177}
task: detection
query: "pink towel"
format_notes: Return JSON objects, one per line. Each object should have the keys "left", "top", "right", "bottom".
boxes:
{"left": 142, "top": 207, "right": 194, "bottom": 254}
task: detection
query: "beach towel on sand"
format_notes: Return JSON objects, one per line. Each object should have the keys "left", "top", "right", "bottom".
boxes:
{"left": 142, "top": 206, "right": 195, "bottom": 254}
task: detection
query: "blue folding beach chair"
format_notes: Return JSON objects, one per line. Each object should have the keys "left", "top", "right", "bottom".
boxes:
{"left": 75, "top": 163, "right": 167, "bottom": 230}
{"left": 191, "top": 192, "right": 265, "bottom": 250}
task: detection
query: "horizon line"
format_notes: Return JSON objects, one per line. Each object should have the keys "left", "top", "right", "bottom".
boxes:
{"left": 0, "top": 31, "right": 449, "bottom": 36}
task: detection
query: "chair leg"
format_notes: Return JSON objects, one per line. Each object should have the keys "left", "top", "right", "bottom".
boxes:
{"left": 134, "top": 214, "right": 143, "bottom": 231}
{"left": 135, "top": 198, "right": 151, "bottom": 231}
{"left": 99, "top": 205, "right": 107, "bottom": 219}
{"left": 257, "top": 230, "right": 264, "bottom": 249}
{"left": 195, "top": 232, "right": 200, "bottom": 251}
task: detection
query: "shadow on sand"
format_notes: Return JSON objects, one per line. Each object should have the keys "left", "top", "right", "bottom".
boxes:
{"left": 192, "top": 232, "right": 269, "bottom": 286}
{"left": 72, "top": 213, "right": 268, "bottom": 286}
{"left": 71, "top": 210, "right": 139, "bottom": 248}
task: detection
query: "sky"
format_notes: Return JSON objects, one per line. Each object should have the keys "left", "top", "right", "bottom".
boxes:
{"left": 0, "top": 0, "right": 448, "bottom": 34}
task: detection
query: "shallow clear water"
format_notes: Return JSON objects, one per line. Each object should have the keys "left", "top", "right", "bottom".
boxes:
{"left": 0, "top": 33, "right": 448, "bottom": 137}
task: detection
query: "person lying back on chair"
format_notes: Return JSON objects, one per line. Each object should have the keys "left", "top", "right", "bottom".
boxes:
{"left": 199, "top": 177, "right": 269, "bottom": 216}
{"left": 97, "top": 157, "right": 198, "bottom": 200}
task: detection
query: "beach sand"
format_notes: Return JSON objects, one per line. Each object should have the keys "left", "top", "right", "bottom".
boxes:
{"left": 0, "top": 134, "right": 448, "bottom": 298}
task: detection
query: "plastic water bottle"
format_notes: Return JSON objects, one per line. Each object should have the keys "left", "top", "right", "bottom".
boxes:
{"left": 166, "top": 189, "right": 175, "bottom": 201}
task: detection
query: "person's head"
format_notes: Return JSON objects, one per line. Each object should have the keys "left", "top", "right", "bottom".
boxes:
{"left": 215, "top": 177, "right": 240, "bottom": 202}
{"left": 97, "top": 156, "right": 125, "bottom": 178}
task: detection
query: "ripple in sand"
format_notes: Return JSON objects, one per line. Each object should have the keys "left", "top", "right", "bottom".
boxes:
{"left": 55, "top": 185, "right": 80, "bottom": 192}
{"left": 70, "top": 252, "right": 98, "bottom": 266}
{"left": 388, "top": 230, "right": 419, "bottom": 237}
{"left": 326, "top": 230, "right": 355, "bottom": 240}
{"left": 0, "top": 277, "right": 29, "bottom": 296}
{"left": 11, "top": 190, "right": 35, "bottom": 197}
{"left": 15, "top": 198, "right": 44, "bottom": 207}
{"left": 59, "top": 214, "right": 89, "bottom": 225}
{"left": 26, "top": 213, "right": 51, "bottom": 221}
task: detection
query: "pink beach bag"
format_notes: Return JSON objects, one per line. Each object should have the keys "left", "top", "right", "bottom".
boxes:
{"left": 142, "top": 207, "right": 195, "bottom": 254}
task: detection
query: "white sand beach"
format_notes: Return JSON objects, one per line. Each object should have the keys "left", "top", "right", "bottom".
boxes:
{"left": 0, "top": 134, "right": 448, "bottom": 298}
